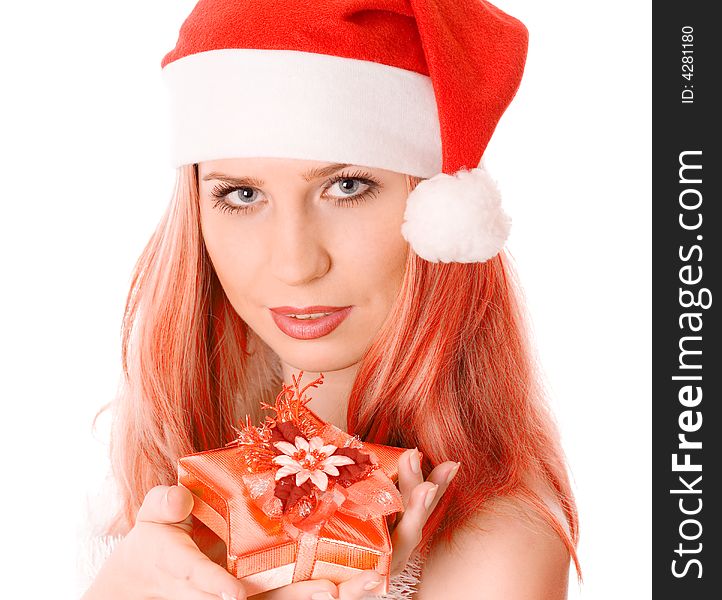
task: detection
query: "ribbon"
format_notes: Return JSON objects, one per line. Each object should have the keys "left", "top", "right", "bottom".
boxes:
{"left": 231, "top": 372, "right": 404, "bottom": 562}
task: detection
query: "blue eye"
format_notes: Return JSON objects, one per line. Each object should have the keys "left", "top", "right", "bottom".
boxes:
{"left": 213, "top": 185, "right": 259, "bottom": 204}
{"left": 210, "top": 184, "right": 265, "bottom": 214}
{"left": 209, "top": 170, "right": 382, "bottom": 215}
{"left": 329, "top": 178, "right": 363, "bottom": 196}
{"left": 229, "top": 187, "right": 259, "bottom": 204}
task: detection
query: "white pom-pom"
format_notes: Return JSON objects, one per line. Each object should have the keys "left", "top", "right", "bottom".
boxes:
{"left": 400, "top": 166, "right": 511, "bottom": 263}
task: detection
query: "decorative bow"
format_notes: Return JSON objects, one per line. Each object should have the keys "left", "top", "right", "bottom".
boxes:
{"left": 227, "top": 372, "right": 404, "bottom": 538}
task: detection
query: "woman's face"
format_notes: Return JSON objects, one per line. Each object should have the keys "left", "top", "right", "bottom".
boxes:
{"left": 197, "top": 157, "right": 410, "bottom": 373}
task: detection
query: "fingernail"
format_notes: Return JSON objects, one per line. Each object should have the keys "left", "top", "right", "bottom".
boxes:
{"left": 446, "top": 462, "right": 461, "bottom": 484}
{"left": 424, "top": 484, "right": 439, "bottom": 510}
{"left": 220, "top": 593, "right": 238, "bottom": 600}
{"left": 311, "top": 592, "right": 335, "bottom": 600}
{"left": 410, "top": 448, "right": 421, "bottom": 474}
{"left": 363, "top": 579, "right": 382, "bottom": 591}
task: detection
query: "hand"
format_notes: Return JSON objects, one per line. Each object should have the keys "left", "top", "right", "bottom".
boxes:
{"left": 249, "top": 451, "right": 463, "bottom": 600}
{"left": 248, "top": 568, "right": 385, "bottom": 600}
{"left": 388, "top": 449, "right": 460, "bottom": 576}
{"left": 81, "top": 484, "right": 248, "bottom": 600}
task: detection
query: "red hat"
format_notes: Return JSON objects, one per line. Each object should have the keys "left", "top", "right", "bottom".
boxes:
{"left": 161, "top": 0, "right": 528, "bottom": 263}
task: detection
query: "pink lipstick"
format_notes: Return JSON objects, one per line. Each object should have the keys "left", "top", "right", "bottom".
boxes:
{"left": 269, "top": 305, "right": 353, "bottom": 340}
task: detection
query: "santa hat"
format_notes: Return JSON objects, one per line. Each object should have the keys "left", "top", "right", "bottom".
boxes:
{"left": 161, "top": 0, "right": 528, "bottom": 263}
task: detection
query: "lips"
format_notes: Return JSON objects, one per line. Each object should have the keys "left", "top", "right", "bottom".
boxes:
{"left": 269, "top": 305, "right": 353, "bottom": 340}
{"left": 270, "top": 305, "right": 350, "bottom": 315}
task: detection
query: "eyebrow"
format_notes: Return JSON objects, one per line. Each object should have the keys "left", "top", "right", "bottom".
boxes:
{"left": 201, "top": 162, "right": 352, "bottom": 186}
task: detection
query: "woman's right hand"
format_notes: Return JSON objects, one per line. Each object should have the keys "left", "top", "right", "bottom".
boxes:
{"left": 82, "top": 484, "right": 383, "bottom": 600}
{"left": 81, "top": 484, "right": 248, "bottom": 600}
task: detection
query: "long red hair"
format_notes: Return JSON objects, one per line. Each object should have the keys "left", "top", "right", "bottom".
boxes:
{"left": 98, "top": 163, "right": 581, "bottom": 580}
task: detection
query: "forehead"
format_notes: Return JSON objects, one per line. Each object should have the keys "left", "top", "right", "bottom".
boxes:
{"left": 198, "top": 157, "right": 351, "bottom": 182}
{"left": 197, "top": 157, "right": 405, "bottom": 183}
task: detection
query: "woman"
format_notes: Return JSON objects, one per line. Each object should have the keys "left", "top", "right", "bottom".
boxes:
{"left": 80, "top": 1, "right": 581, "bottom": 598}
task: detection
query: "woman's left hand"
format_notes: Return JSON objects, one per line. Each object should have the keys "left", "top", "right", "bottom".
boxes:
{"left": 253, "top": 449, "right": 459, "bottom": 600}
{"left": 250, "top": 567, "right": 387, "bottom": 600}
{"left": 388, "top": 449, "right": 460, "bottom": 577}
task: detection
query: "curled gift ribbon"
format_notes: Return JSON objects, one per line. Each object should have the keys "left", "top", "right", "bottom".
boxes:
{"left": 229, "top": 372, "right": 404, "bottom": 542}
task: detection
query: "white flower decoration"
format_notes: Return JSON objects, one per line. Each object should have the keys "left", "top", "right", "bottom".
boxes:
{"left": 272, "top": 435, "right": 356, "bottom": 492}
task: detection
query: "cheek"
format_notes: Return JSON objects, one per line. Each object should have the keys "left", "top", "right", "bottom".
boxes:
{"left": 341, "top": 204, "right": 408, "bottom": 296}
{"left": 200, "top": 211, "right": 259, "bottom": 305}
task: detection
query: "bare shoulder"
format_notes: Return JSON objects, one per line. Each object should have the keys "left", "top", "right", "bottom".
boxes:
{"left": 415, "top": 493, "right": 571, "bottom": 599}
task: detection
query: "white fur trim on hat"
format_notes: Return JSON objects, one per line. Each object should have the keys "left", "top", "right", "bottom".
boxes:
{"left": 400, "top": 166, "right": 511, "bottom": 263}
{"left": 162, "top": 49, "right": 442, "bottom": 177}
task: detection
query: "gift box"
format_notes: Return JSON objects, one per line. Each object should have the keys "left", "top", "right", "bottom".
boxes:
{"left": 178, "top": 372, "right": 407, "bottom": 596}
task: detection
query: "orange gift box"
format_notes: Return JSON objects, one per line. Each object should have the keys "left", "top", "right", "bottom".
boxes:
{"left": 177, "top": 373, "right": 407, "bottom": 597}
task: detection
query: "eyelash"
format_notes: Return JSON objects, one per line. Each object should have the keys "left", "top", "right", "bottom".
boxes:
{"left": 209, "top": 170, "right": 381, "bottom": 215}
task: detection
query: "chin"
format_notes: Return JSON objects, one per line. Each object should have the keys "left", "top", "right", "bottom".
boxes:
{"left": 278, "top": 346, "right": 362, "bottom": 374}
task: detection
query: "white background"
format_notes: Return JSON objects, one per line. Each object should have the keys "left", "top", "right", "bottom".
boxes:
{"left": 0, "top": 1, "right": 650, "bottom": 597}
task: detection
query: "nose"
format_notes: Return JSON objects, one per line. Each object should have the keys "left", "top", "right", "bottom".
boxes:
{"left": 268, "top": 205, "right": 331, "bottom": 286}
